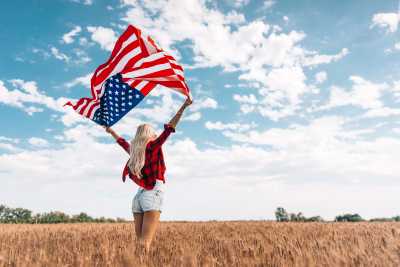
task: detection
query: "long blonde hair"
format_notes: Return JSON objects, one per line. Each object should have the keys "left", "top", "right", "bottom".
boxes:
{"left": 128, "top": 124, "right": 156, "bottom": 178}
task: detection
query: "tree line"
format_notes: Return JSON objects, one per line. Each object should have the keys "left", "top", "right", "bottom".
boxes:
{"left": 275, "top": 207, "right": 400, "bottom": 222}
{"left": 0, "top": 204, "right": 126, "bottom": 224}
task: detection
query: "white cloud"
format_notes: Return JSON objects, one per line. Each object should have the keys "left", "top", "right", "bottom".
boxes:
{"left": 0, "top": 79, "right": 73, "bottom": 116}
{"left": 233, "top": 0, "right": 250, "bottom": 8}
{"left": 2, "top": 116, "right": 400, "bottom": 220}
{"left": 315, "top": 71, "right": 327, "bottom": 84}
{"left": 69, "top": 0, "right": 93, "bottom": 5}
{"left": 61, "top": 26, "right": 82, "bottom": 44}
{"left": 364, "top": 107, "right": 400, "bottom": 118}
{"left": 28, "top": 137, "right": 49, "bottom": 147}
{"left": 64, "top": 73, "right": 92, "bottom": 89}
{"left": 371, "top": 13, "right": 399, "bottom": 33}
{"left": 182, "top": 112, "right": 201, "bottom": 121}
{"left": 323, "top": 76, "right": 388, "bottom": 110}
{"left": 233, "top": 94, "right": 258, "bottom": 104}
{"left": 190, "top": 97, "right": 218, "bottom": 112}
{"left": 263, "top": 0, "right": 275, "bottom": 9}
{"left": 205, "top": 121, "right": 257, "bottom": 132}
{"left": 118, "top": 0, "right": 348, "bottom": 121}
{"left": 302, "top": 48, "right": 348, "bottom": 66}
{"left": 87, "top": 26, "right": 117, "bottom": 51}
{"left": 50, "top": 46, "right": 70, "bottom": 62}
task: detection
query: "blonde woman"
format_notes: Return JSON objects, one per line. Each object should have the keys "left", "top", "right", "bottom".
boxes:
{"left": 104, "top": 97, "right": 192, "bottom": 253}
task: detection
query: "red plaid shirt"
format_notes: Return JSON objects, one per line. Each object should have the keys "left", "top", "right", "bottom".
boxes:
{"left": 116, "top": 124, "right": 175, "bottom": 190}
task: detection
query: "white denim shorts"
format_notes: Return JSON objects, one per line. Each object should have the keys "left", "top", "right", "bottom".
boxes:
{"left": 132, "top": 180, "right": 164, "bottom": 214}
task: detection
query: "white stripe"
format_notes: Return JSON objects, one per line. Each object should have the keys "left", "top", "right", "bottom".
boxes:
{"left": 89, "top": 105, "right": 101, "bottom": 119}
{"left": 95, "top": 34, "right": 138, "bottom": 77}
{"left": 83, "top": 100, "right": 98, "bottom": 117}
{"left": 135, "top": 80, "right": 149, "bottom": 90}
{"left": 123, "top": 63, "right": 171, "bottom": 79}
{"left": 133, "top": 52, "right": 165, "bottom": 68}
{"left": 93, "top": 46, "right": 142, "bottom": 89}
{"left": 76, "top": 99, "right": 88, "bottom": 113}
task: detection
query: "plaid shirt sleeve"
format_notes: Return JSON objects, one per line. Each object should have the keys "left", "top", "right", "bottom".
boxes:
{"left": 148, "top": 124, "right": 175, "bottom": 150}
{"left": 116, "top": 137, "right": 130, "bottom": 154}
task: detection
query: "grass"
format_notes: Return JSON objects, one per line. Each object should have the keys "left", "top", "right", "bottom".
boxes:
{"left": 1, "top": 221, "right": 400, "bottom": 266}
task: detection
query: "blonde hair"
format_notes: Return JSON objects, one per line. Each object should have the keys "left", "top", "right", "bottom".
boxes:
{"left": 128, "top": 124, "right": 156, "bottom": 178}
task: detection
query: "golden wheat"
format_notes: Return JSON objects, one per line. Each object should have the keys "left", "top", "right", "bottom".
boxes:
{"left": 0, "top": 221, "right": 399, "bottom": 266}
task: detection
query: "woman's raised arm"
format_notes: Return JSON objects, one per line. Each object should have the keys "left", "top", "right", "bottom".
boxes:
{"left": 103, "top": 126, "right": 121, "bottom": 141}
{"left": 168, "top": 97, "right": 193, "bottom": 129}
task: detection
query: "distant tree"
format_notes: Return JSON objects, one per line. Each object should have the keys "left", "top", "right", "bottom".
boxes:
{"left": 306, "top": 216, "right": 324, "bottom": 222}
{"left": 393, "top": 216, "right": 400, "bottom": 222}
{"left": 335, "top": 213, "right": 364, "bottom": 222}
{"left": 289, "top": 212, "right": 306, "bottom": 222}
{"left": 275, "top": 207, "right": 289, "bottom": 222}
{"left": 71, "top": 212, "right": 93, "bottom": 223}
{"left": 37, "top": 211, "right": 70, "bottom": 224}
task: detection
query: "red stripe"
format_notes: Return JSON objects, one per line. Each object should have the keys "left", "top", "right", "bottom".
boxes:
{"left": 90, "top": 26, "right": 137, "bottom": 98}
{"left": 121, "top": 56, "right": 170, "bottom": 74}
{"left": 87, "top": 101, "right": 100, "bottom": 118}
{"left": 93, "top": 39, "right": 141, "bottom": 88}
{"left": 140, "top": 82, "right": 156, "bottom": 96}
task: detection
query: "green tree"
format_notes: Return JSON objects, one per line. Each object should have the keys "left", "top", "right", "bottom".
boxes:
{"left": 275, "top": 207, "right": 289, "bottom": 222}
{"left": 335, "top": 213, "right": 364, "bottom": 222}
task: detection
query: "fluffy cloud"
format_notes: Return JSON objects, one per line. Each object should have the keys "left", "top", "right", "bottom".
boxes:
{"left": 28, "top": 137, "right": 49, "bottom": 147}
{"left": 68, "top": 0, "right": 93, "bottom": 5}
{"left": 323, "top": 76, "right": 388, "bottom": 110}
{"left": 2, "top": 115, "right": 400, "bottom": 220}
{"left": 87, "top": 26, "right": 117, "bottom": 51}
{"left": 315, "top": 71, "right": 327, "bottom": 84}
{"left": 61, "top": 26, "right": 82, "bottom": 44}
{"left": 64, "top": 73, "right": 92, "bottom": 89}
{"left": 117, "top": 0, "right": 348, "bottom": 121}
{"left": 0, "top": 79, "right": 70, "bottom": 115}
{"left": 205, "top": 121, "right": 257, "bottom": 132}
{"left": 50, "top": 47, "right": 70, "bottom": 62}
{"left": 371, "top": 13, "right": 399, "bottom": 33}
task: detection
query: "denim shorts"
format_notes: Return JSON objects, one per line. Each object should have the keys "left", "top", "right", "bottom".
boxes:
{"left": 132, "top": 181, "right": 164, "bottom": 214}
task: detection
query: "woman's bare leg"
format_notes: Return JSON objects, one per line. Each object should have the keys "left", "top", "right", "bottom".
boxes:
{"left": 133, "top": 212, "right": 144, "bottom": 239}
{"left": 141, "top": 210, "right": 161, "bottom": 251}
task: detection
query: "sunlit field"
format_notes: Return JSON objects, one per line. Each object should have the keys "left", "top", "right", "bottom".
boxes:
{"left": 1, "top": 221, "right": 400, "bottom": 266}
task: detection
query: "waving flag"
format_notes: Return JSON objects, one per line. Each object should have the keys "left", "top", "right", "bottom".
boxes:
{"left": 64, "top": 25, "right": 190, "bottom": 126}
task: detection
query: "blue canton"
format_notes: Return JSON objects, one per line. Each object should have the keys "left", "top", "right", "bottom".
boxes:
{"left": 92, "top": 73, "right": 145, "bottom": 126}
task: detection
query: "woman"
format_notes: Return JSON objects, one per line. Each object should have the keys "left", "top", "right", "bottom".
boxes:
{"left": 103, "top": 97, "right": 192, "bottom": 253}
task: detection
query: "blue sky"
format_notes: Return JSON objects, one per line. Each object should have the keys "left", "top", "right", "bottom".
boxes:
{"left": 1, "top": 0, "right": 400, "bottom": 220}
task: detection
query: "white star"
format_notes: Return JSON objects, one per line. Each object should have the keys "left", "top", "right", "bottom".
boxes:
{"left": 122, "top": 97, "right": 125, "bottom": 100}
{"left": 108, "top": 91, "right": 112, "bottom": 94}
{"left": 128, "top": 95, "right": 132, "bottom": 99}
{"left": 115, "top": 103, "right": 118, "bottom": 107}
{"left": 122, "top": 108, "right": 126, "bottom": 111}
{"left": 121, "top": 103, "right": 125, "bottom": 106}
{"left": 121, "top": 91, "right": 125, "bottom": 95}
{"left": 122, "top": 85, "right": 126, "bottom": 88}
{"left": 109, "top": 83, "right": 113, "bottom": 87}
{"left": 128, "top": 102, "right": 132, "bottom": 105}
{"left": 116, "top": 84, "right": 119, "bottom": 88}
{"left": 115, "top": 91, "right": 118, "bottom": 95}
{"left": 136, "top": 95, "right": 140, "bottom": 99}
{"left": 110, "top": 77, "right": 113, "bottom": 81}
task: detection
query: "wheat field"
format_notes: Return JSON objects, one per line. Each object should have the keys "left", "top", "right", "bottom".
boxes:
{"left": 0, "top": 221, "right": 400, "bottom": 266}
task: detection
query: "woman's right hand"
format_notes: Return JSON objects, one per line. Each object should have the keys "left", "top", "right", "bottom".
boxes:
{"left": 184, "top": 97, "right": 193, "bottom": 107}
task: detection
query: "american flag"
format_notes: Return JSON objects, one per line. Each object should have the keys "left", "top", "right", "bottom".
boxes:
{"left": 64, "top": 25, "right": 190, "bottom": 126}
